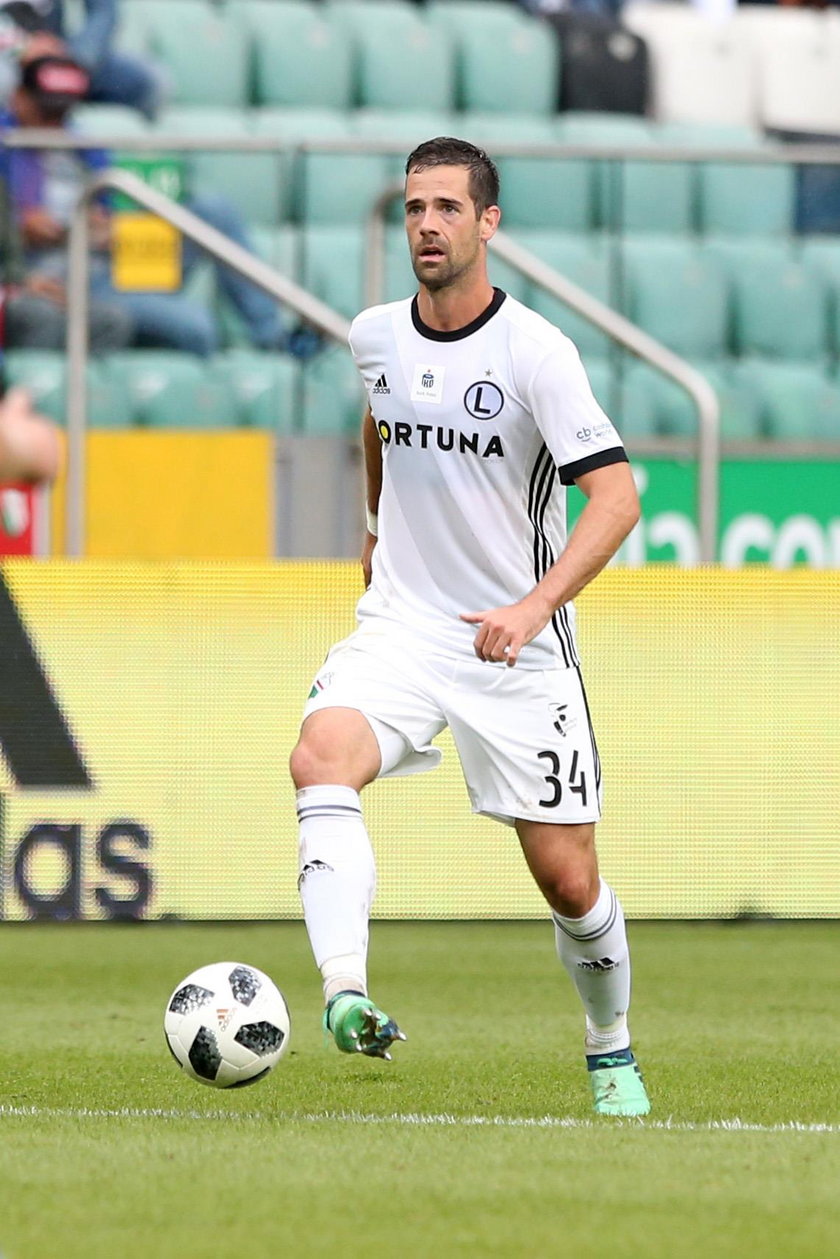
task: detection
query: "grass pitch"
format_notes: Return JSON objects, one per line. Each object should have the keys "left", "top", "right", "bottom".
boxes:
{"left": 1, "top": 920, "right": 838, "bottom": 1258}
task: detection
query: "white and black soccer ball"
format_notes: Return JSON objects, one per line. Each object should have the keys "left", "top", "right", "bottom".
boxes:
{"left": 164, "top": 961, "right": 291, "bottom": 1088}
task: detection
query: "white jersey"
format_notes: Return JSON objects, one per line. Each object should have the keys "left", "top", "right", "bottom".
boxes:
{"left": 349, "top": 289, "right": 627, "bottom": 670}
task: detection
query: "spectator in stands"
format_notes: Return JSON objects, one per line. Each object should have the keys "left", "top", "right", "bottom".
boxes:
{"left": 0, "top": 386, "right": 62, "bottom": 483}
{"left": 0, "top": 0, "right": 165, "bottom": 119}
{"left": 2, "top": 159, "right": 134, "bottom": 353}
{"left": 1, "top": 52, "right": 300, "bottom": 358}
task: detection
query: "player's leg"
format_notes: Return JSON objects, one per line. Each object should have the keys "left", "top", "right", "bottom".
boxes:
{"left": 447, "top": 660, "right": 649, "bottom": 1115}
{"left": 290, "top": 707, "right": 404, "bottom": 1057}
{"left": 291, "top": 636, "right": 443, "bottom": 1058}
{"left": 516, "top": 819, "right": 649, "bottom": 1115}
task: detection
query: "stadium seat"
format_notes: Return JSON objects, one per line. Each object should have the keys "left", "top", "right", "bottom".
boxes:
{"left": 732, "top": 360, "right": 840, "bottom": 440}
{"left": 555, "top": 113, "right": 692, "bottom": 234}
{"left": 240, "top": 1, "right": 354, "bottom": 109}
{"left": 703, "top": 238, "right": 828, "bottom": 362}
{"left": 301, "top": 345, "right": 365, "bottom": 435}
{"left": 326, "top": 1, "right": 456, "bottom": 111}
{"left": 74, "top": 105, "right": 151, "bottom": 137}
{"left": 210, "top": 351, "right": 298, "bottom": 430}
{"left": 512, "top": 230, "right": 614, "bottom": 358}
{"left": 698, "top": 155, "right": 795, "bottom": 237}
{"left": 746, "top": 12, "right": 840, "bottom": 134}
{"left": 622, "top": 6, "right": 756, "bottom": 125}
{"left": 153, "top": 107, "right": 286, "bottom": 226}
{"left": 800, "top": 237, "right": 840, "bottom": 356}
{"left": 3, "top": 353, "right": 139, "bottom": 428}
{"left": 459, "top": 115, "right": 592, "bottom": 233}
{"left": 621, "top": 359, "right": 763, "bottom": 441}
{"left": 3, "top": 352, "right": 66, "bottom": 423}
{"left": 302, "top": 225, "right": 365, "bottom": 317}
{"left": 621, "top": 236, "right": 729, "bottom": 361}
{"left": 100, "top": 352, "right": 237, "bottom": 427}
{"left": 144, "top": 1, "right": 250, "bottom": 107}
{"left": 427, "top": 0, "right": 559, "bottom": 115}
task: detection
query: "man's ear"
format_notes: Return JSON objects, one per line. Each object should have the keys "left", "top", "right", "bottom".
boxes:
{"left": 480, "top": 205, "right": 501, "bottom": 243}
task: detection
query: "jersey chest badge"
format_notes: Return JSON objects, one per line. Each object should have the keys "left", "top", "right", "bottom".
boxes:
{"left": 410, "top": 364, "right": 446, "bottom": 404}
{"left": 464, "top": 380, "right": 504, "bottom": 420}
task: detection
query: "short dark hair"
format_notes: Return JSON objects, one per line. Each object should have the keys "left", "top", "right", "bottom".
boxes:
{"left": 405, "top": 137, "right": 500, "bottom": 216}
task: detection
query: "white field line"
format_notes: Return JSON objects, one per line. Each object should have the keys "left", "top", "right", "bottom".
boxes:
{"left": 0, "top": 1104, "right": 837, "bottom": 1134}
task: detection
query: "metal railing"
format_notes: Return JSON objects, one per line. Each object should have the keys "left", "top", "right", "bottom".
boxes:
{"left": 9, "top": 128, "right": 840, "bottom": 559}
{"left": 365, "top": 182, "right": 721, "bottom": 562}
{"left": 64, "top": 167, "right": 350, "bottom": 557}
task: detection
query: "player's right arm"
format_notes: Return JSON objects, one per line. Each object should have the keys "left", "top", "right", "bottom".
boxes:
{"left": 361, "top": 405, "right": 381, "bottom": 587}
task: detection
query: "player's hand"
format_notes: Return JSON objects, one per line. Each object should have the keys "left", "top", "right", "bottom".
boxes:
{"left": 460, "top": 592, "right": 555, "bottom": 668}
{"left": 361, "top": 529, "right": 377, "bottom": 588}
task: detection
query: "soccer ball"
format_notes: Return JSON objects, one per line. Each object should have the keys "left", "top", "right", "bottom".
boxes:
{"left": 164, "top": 961, "right": 291, "bottom": 1088}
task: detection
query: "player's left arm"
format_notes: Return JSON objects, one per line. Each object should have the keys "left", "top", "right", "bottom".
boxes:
{"left": 461, "top": 460, "right": 639, "bottom": 667}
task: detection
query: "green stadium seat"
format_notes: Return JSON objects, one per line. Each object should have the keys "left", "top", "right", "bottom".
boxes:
{"left": 327, "top": 1, "right": 457, "bottom": 111}
{"left": 512, "top": 229, "right": 614, "bottom": 358}
{"left": 703, "top": 238, "right": 827, "bottom": 361}
{"left": 302, "top": 225, "right": 365, "bottom": 317}
{"left": 4, "top": 351, "right": 66, "bottom": 423}
{"left": 621, "top": 360, "right": 763, "bottom": 441}
{"left": 621, "top": 236, "right": 729, "bottom": 361}
{"left": 301, "top": 345, "right": 365, "bottom": 435}
{"left": 460, "top": 115, "right": 591, "bottom": 233}
{"left": 153, "top": 107, "right": 287, "bottom": 226}
{"left": 557, "top": 114, "right": 692, "bottom": 234}
{"left": 800, "top": 237, "right": 840, "bottom": 356}
{"left": 100, "top": 352, "right": 237, "bottom": 427}
{"left": 145, "top": 1, "right": 250, "bottom": 107}
{"left": 698, "top": 154, "right": 795, "bottom": 236}
{"left": 3, "top": 353, "right": 137, "bottom": 428}
{"left": 427, "top": 0, "right": 558, "bottom": 114}
{"left": 210, "top": 351, "right": 298, "bottom": 430}
{"left": 251, "top": 109, "right": 383, "bottom": 225}
{"left": 74, "top": 105, "right": 151, "bottom": 137}
{"left": 731, "top": 360, "right": 840, "bottom": 441}
{"left": 241, "top": 1, "right": 354, "bottom": 108}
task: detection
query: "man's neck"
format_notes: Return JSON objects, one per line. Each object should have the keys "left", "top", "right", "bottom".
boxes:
{"left": 415, "top": 279, "right": 496, "bottom": 333}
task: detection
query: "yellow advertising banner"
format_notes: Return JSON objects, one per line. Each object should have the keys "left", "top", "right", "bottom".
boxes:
{"left": 0, "top": 563, "right": 838, "bottom": 920}
{"left": 111, "top": 213, "right": 182, "bottom": 291}
{"left": 49, "top": 431, "right": 274, "bottom": 559}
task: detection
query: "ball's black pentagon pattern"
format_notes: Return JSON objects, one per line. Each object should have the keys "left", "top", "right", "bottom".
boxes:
{"left": 228, "top": 965, "right": 260, "bottom": 1006}
{"left": 168, "top": 983, "right": 213, "bottom": 1015}
{"left": 188, "top": 1025, "right": 222, "bottom": 1081}
{"left": 235, "top": 1021, "right": 285, "bottom": 1055}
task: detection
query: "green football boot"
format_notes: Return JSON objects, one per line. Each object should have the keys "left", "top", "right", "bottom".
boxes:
{"left": 587, "top": 1047, "right": 651, "bottom": 1117}
{"left": 323, "top": 990, "right": 407, "bottom": 1061}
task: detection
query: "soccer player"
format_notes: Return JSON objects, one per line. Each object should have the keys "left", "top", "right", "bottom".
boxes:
{"left": 290, "top": 137, "right": 650, "bottom": 1117}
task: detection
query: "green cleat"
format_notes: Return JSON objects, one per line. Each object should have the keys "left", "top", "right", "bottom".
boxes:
{"left": 323, "top": 990, "right": 407, "bottom": 1060}
{"left": 587, "top": 1047, "right": 651, "bottom": 1117}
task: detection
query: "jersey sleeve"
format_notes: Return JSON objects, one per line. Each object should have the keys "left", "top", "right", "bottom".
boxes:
{"left": 526, "top": 339, "right": 628, "bottom": 486}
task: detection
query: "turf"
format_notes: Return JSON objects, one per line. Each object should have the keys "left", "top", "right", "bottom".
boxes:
{"left": 1, "top": 921, "right": 838, "bottom": 1258}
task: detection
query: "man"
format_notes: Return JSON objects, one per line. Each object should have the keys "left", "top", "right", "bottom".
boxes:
{"left": 1, "top": 52, "right": 291, "bottom": 357}
{"left": 0, "top": 0, "right": 164, "bottom": 118}
{"left": 289, "top": 137, "right": 649, "bottom": 1117}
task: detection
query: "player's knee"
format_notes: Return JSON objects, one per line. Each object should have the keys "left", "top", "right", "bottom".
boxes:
{"left": 543, "top": 868, "right": 600, "bottom": 919}
{"left": 289, "top": 738, "right": 326, "bottom": 789}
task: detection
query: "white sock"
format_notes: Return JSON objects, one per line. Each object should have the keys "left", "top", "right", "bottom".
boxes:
{"left": 552, "top": 880, "right": 632, "bottom": 1054}
{"left": 296, "top": 785, "right": 376, "bottom": 1004}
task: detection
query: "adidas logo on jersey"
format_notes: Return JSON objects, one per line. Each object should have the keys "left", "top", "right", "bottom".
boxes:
{"left": 372, "top": 373, "right": 390, "bottom": 395}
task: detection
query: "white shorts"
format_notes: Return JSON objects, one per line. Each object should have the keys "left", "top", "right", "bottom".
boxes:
{"left": 303, "top": 623, "right": 603, "bottom": 827}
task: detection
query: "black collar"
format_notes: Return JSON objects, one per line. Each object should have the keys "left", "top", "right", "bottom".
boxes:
{"left": 411, "top": 288, "right": 507, "bottom": 342}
